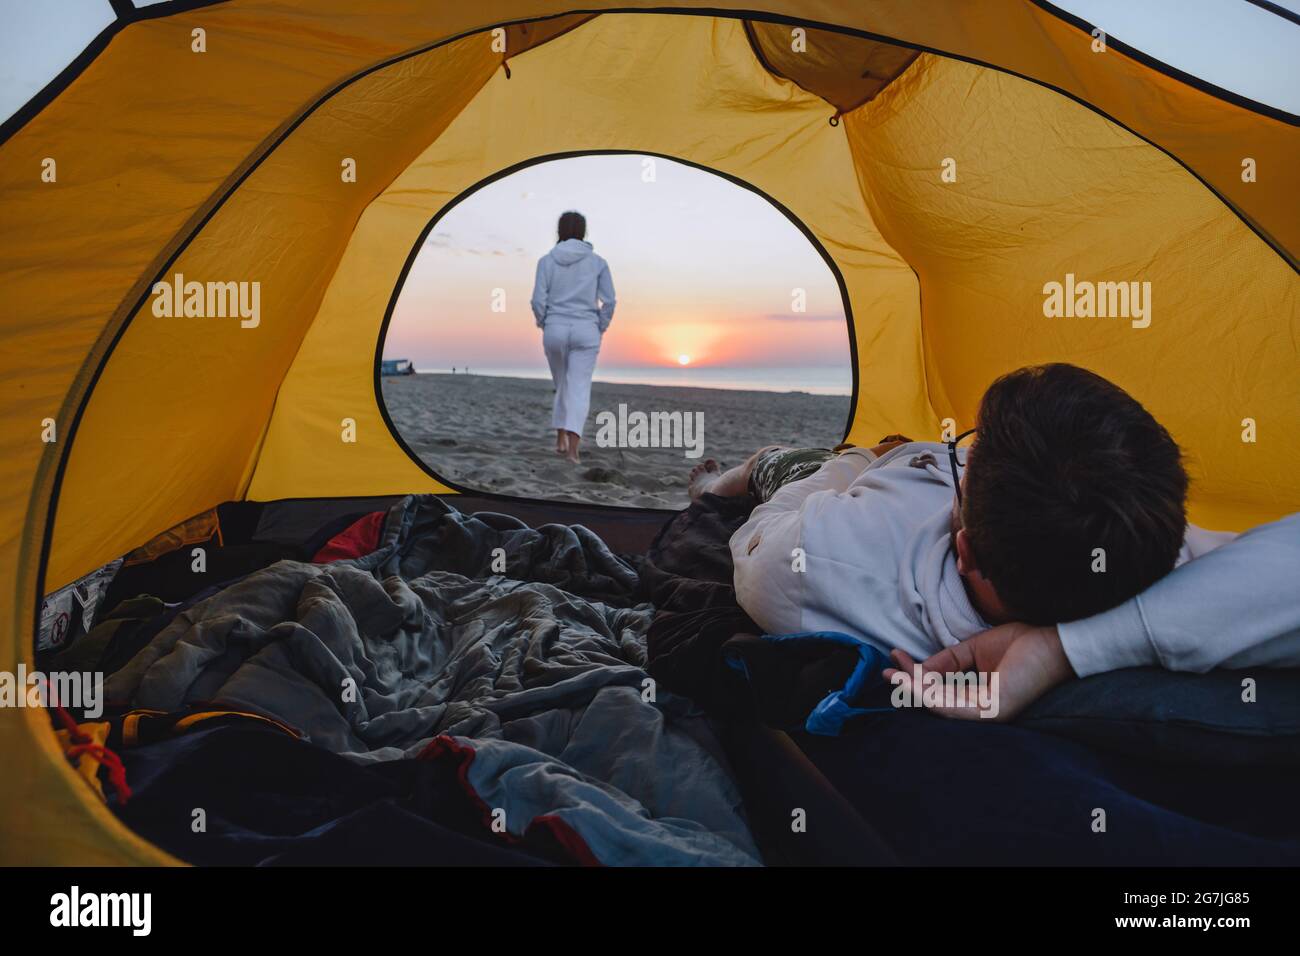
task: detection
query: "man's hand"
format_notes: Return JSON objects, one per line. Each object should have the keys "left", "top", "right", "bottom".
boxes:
{"left": 882, "top": 623, "right": 1076, "bottom": 722}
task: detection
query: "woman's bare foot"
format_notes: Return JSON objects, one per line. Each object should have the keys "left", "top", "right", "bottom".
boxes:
{"left": 688, "top": 459, "right": 722, "bottom": 500}
{"left": 564, "top": 431, "right": 581, "bottom": 464}
{"left": 555, "top": 429, "right": 566, "bottom": 455}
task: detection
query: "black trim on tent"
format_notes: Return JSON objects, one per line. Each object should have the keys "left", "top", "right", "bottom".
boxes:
{"left": 5, "top": 4, "right": 1294, "bottom": 274}
{"left": 370, "top": 149, "right": 862, "bottom": 508}
{"left": 741, "top": 19, "right": 921, "bottom": 118}
{"left": 121, "top": 0, "right": 233, "bottom": 15}
{"left": 25, "top": 11, "right": 606, "bottom": 658}
{"left": 4, "top": 1, "right": 1297, "bottom": 149}
{"left": 1243, "top": 0, "right": 1300, "bottom": 28}
{"left": 734, "top": 6, "right": 1299, "bottom": 271}
{"left": 2, "top": 7, "right": 1294, "bottom": 264}
{"left": 27, "top": 5, "right": 1300, "bottom": 659}
{"left": 741, "top": 20, "right": 780, "bottom": 77}
{"left": 0, "top": 23, "right": 119, "bottom": 144}
{"left": 1030, "top": 0, "right": 1300, "bottom": 124}
{"left": 0, "top": 0, "right": 232, "bottom": 145}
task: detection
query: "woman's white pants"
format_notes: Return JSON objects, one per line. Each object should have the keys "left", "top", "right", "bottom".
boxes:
{"left": 543, "top": 320, "right": 602, "bottom": 436}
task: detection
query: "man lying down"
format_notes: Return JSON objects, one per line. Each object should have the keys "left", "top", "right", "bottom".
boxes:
{"left": 686, "top": 363, "right": 1300, "bottom": 720}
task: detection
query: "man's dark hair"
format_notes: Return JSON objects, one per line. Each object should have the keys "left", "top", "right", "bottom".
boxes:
{"left": 962, "top": 363, "right": 1188, "bottom": 625}
{"left": 557, "top": 210, "right": 586, "bottom": 242}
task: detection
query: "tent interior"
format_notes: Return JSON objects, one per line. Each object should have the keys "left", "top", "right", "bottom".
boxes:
{"left": 2, "top": 1, "right": 1297, "bottom": 865}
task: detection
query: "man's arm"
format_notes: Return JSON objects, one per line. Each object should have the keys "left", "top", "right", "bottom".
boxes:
{"left": 730, "top": 447, "right": 885, "bottom": 635}
{"left": 888, "top": 512, "right": 1300, "bottom": 721}
{"left": 758, "top": 448, "right": 879, "bottom": 513}
{"left": 884, "top": 624, "right": 1072, "bottom": 722}
{"left": 730, "top": 439, "right": 918, "bottom": 635}
{"left": 1057, "top": 512, "right": 1300, "bottom": 675}
{"left": 755, "top": 435, "right": 914, "bottom": 514}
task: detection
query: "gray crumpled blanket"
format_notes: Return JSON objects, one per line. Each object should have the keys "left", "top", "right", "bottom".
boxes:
{"left": 104, "top": 495, "right": 760, "bottom": 866}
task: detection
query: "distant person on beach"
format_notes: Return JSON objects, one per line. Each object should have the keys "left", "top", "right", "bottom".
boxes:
{"left": 531, "top": 210, "right": 616, "bottom": 463}
{"left": 687, "top": 363, "right": 1300, "bottom": 719}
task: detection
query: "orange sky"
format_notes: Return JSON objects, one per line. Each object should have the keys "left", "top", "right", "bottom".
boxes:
{"left": 384, "top": 154, "right": 850, "bottom": 376}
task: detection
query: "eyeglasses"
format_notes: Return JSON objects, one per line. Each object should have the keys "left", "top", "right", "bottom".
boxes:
{"left": 948, "top": 428, "right": 976, "bottom": 506}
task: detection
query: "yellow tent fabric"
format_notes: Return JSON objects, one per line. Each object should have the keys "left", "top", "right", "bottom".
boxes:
{"left": 0, "top": 0, "right": 1295, "bottom": 864}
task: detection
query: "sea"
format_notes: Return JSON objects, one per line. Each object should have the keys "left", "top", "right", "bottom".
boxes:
{"left": 417, "top": 364, "right": 852, "bottom": 396}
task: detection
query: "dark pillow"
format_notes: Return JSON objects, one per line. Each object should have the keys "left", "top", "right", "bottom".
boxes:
{"left": 1018, "top": 667, "right": 1300, "bottom": 768}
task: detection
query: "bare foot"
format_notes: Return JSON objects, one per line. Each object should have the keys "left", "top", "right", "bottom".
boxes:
{"left": 688, "top": 459, "right": 721, "bottom": 500}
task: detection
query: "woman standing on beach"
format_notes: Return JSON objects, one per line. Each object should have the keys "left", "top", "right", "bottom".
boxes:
{"left": 530, "top": 211, "right": 616, "bottom": 463}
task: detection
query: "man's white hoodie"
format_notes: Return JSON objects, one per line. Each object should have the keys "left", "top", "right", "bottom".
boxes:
{"left": 729, "top": 442, "right": 1300, "bottom": 676}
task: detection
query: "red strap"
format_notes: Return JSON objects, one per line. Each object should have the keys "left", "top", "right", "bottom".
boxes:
{"left": 53, "top": 703, "right": 132, "bottom": 805}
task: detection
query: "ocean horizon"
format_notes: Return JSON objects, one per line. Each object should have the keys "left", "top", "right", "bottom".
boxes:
{"left": 410, "top": 364, "right": 853, "bottom": 395}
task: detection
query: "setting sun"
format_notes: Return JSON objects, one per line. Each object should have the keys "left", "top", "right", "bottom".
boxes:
{"left": 677, "top": 354, "right": 691, "bottom": 366}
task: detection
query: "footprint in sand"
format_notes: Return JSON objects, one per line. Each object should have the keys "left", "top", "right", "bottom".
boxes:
{"left": 581, "top": 466, "right": 625, "bottom": 485}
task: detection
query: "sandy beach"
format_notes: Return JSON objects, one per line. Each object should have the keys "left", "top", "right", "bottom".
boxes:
{"left": 383, "top": 372, "right": 851, "bottom": 509}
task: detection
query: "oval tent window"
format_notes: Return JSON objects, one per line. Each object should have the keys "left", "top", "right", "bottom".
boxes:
{"left": 379, "top": 153, "right": 853, "bottom": 508}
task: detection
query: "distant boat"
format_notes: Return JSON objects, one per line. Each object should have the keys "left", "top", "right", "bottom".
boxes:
{"left": 380, "top": 358, "right": 415, "bottom": 376}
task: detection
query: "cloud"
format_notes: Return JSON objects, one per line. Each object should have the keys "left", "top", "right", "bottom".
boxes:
{"left": 424, "top": 231, "right": 528, "bottom": 257}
